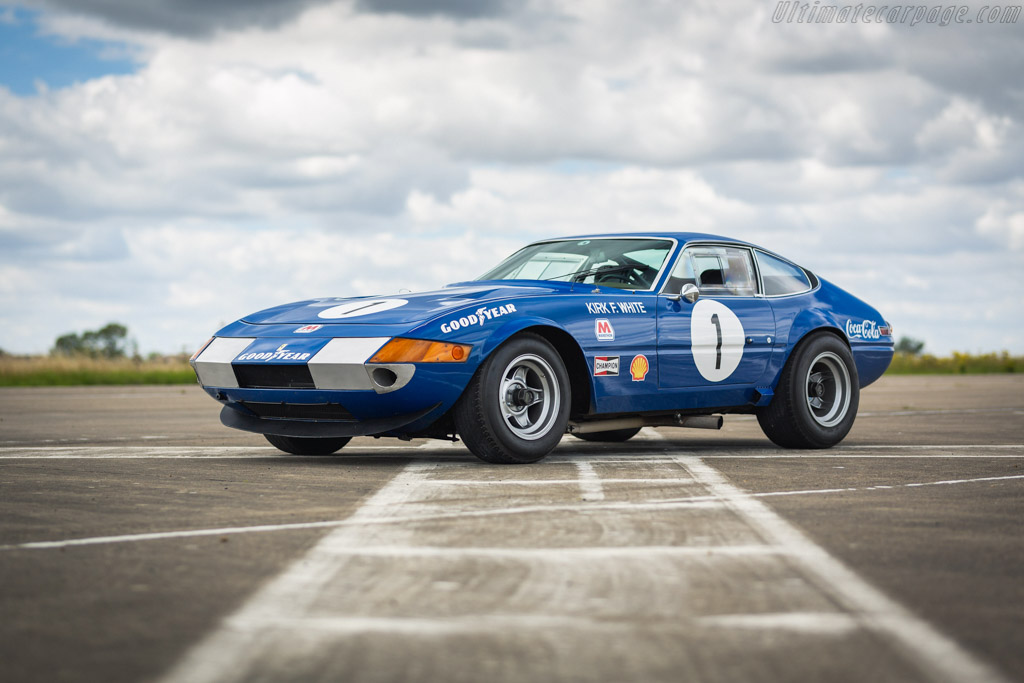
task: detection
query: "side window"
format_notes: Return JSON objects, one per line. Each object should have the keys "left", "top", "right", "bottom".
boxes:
{"left": 755, "top": 251, "right": 812, "bottom": 296}
{"left": 679, "top": 246, "right": 757, "bottom": 296}
{"left": 665, "top": 250, "right": 697, "bottom": 293}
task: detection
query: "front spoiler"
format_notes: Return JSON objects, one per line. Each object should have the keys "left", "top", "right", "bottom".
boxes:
{"left": 220, "top": 402, "right": 442, "bottom": 438}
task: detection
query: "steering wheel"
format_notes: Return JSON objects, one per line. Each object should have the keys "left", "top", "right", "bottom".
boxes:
{"left": 594, "top": 263, "right": 655, "bottom": 288}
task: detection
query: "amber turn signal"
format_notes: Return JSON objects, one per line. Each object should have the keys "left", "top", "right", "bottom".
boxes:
{"left": 369, "top": 338, "right": 472, "bottom": 363}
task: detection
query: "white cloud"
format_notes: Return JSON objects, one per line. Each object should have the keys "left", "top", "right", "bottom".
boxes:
{"left": 975, "top": 201, "right": 1024, "bottom": 252}
{"left": 0, "top": 0, "right": 1021, "bottom": 356}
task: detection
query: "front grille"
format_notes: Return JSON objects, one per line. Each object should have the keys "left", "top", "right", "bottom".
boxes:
{"left": 240, "top": 402, "right": 356, "bottom": 421}
{"left": 234, "top": 364, "right": 315, "bottom": 389}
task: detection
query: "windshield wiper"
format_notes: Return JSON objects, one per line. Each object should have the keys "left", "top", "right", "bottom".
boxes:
{"left": 544, "top": 264, "right": 635, "bottom": 283}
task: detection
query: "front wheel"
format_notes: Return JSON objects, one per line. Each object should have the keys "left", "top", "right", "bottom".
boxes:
{"left": 756, "top": 333, "right": 859, "bottom": 448}
{"left": 454, "top": 333, "right": 571, "bottom": 464}
{"left": 264, "top": 434, "right": 351, "bottom": 455}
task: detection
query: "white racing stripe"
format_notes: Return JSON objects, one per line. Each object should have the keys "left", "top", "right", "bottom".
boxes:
{"left": 675, "top": 455, "right": 1008, "bottom": 683}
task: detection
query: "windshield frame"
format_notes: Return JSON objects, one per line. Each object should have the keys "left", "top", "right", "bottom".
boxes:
{"left": 476, "top": 236, "right": 680, "bottom": 293}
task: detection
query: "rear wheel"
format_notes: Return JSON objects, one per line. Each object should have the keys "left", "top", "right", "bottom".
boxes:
{"left": 454, "top": 333, "right": 570, "bottom": 464}
{"left": 756, "top": 333, "right": 859, "bottom": 448}
{"left": 571, "top": 427, "right": 641, "bottom": 443}
{"left": 264, "top": 434, "right": 351, "bottom": 455}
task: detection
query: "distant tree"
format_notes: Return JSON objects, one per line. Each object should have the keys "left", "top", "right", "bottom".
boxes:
{"left": 51, "top": 323, "right": 130, "bottom": 359}
{"left": 895, "top": 336, "right": 926, "bottom": 356}
{"left": 53, "top": 332, "right": 86, "bottom": 356}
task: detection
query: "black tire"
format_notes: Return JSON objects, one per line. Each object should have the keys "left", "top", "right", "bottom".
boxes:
{"left": 571, "top": 427, "right": 641, "bottom": 443}
{"left": 756, "top": 333, "right": 859, "bottom": 449}
{"left": 264, "top": 433, "right": 351, "bottom": 455}
{"left": 454, "top": 333, "right": 571, "bottom": 464}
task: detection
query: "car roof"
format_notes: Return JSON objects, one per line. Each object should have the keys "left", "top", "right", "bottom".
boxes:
{"left": 529, "top": 232, "right": 758, "bottom": 249}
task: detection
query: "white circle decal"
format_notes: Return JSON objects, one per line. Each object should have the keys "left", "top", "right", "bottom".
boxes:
{"left": 318, "top": 299, "right": 408, "bottom": 319}
{"left": 690, "top": 299, "right": 745, "bottom": 382}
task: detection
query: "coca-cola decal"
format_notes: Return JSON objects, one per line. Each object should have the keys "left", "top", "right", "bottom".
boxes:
{"left": 845, "top": 319, "right": 880, "bottom": 340}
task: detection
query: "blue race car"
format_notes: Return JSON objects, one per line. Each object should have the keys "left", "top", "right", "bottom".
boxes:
{"left": 191, "top": 233, "right": 893, "bottom": 463}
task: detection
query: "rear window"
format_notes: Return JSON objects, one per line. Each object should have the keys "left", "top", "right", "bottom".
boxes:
{"left": 755, "top": 251, "right": 812, "bottom": 296}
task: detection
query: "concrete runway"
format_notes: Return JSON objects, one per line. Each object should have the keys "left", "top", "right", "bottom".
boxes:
{"left": 1, "top": 375, "right": 1022, "bottom": 682}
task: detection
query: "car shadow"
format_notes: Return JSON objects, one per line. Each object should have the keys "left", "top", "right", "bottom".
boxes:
{"left": 248, "top": 436, "right": 782, "bottom": 467}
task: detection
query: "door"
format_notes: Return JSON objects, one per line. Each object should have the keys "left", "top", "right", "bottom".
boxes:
{"left": 657, "top": 244, "right": 775, "bottom": 388}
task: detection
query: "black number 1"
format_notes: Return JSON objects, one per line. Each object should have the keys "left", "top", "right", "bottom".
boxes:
{"left": 710, "top": 313, "right": 722, "bottom": 370}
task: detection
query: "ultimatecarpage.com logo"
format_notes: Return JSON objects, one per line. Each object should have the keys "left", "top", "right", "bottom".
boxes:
{"left": 772, "top": 2, "right": 1020, "bottom": 25}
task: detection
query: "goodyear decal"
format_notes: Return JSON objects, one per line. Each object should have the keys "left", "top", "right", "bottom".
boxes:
{"left": 441, "top": 304, "right": 517, "bottom": 334}
{"left": 234, "top": 338, "right": 329, "bottom": 363}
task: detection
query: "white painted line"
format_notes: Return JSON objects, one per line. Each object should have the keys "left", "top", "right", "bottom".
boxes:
{"left": 695, "top": 454, "right": 1024, "bottom": 459}
{"left": 10, "top": 472, "right": 1017, "bottom": 552}
{"left": 4, "top": 497, "right": 730, "bottom": 551}
{"left": 420, "top": 478, "right": 695, "bottom": 486}
{"left": 730, "top": 408, "right": 1023, "bottom": 421}
{"left": 650, "top": 474, "right": 1024, "bottom": 505}
{"left": 857, "top": 408, "right": 1022, "bottom": 417}
{"left": 0, "top": 445, "right": 444, "bottom": 459}
{"left": 901, "top": 474, "right": 1024, "bottom": 487}
{"left": 840, "top": 444, "right": 1024, "bottom": 450}
{"left": 7, "top": 452, "right": 1018, "bottom": 460}
{"left": 0, "top": 443, "right": 1021, "bottom": 459}
{"left": 222, "top": 611, "right": 860, "bottom": 637}
{"left": 1, "top": 520, "right": 353, "bottom": 551}
{"left": 157, "top": 460, "right": 439, "bottom": 683}
{"left": 0, "top": 446, "right": 277, "bottom": 459}
{"left": 360, "top": 498, "right": 725, "bottom": 526}
{"left": 287, "top": 544, "right": 789, "bottom": 559}
{"left": 675, "top": 456, "right": 1008, "bottom": 683}
{"left": 239, "top": 614, "right": 625, "bottom": 636}
{"left": 574, "top": 461, "right": 605, "bottom": 501}
{"left": 697, "top": 612, "right": 859, "bottom": 635}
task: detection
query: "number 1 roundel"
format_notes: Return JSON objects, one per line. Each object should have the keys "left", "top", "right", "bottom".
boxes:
{"left": 690, "top": 299, "right": 745, "bottom": 382}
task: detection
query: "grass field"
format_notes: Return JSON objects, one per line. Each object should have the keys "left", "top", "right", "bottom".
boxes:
{"left": 0, "top": 356, "right": 196, "bottom": 386}
{"left": 0, "top": 350, "right": 1019, "bottom": 386}
{"left": 887, "top": 351, "right": 1022, "bottom": 374}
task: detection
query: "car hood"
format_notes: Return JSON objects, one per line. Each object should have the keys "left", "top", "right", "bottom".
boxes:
{"left": 240, "top": 283, "right": 557, "bottom": 326}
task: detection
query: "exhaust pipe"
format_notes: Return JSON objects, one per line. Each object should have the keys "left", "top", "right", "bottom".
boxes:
{"left": 566, "top": 417, "right": 644, "bottom": 435}
{"left": 671, "top": 415, "right": 723, "bottom": 430}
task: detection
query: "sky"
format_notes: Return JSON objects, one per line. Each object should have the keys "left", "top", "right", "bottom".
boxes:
{"left": 0, "top": 0, "right": 1021, "bottom": 356}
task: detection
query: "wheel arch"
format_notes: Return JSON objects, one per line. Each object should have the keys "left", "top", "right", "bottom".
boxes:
{"left": 786, "top": 308, "right": 850, "bottom": 352}
{"left": 791, "top": 325, "right": 850, "bottom": 353}
{"left": 519, "top": 325, "right": 593, "bottom": 419}
{"left": 476, "top": 318, "right": 593, "bottom": 419}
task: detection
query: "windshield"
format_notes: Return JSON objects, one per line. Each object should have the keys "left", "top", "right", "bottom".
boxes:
{"left": 478, "top": 238, "right": 674, "bottom": 290}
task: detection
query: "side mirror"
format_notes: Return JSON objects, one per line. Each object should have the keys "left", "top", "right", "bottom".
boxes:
{"left": 680, "top": 283, "right": 700, "bottom": 304}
